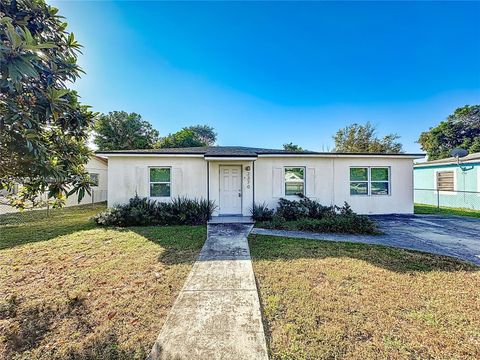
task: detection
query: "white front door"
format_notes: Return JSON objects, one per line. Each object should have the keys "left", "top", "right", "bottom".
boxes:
{"left": 219, "top": 165, "right": 242, "bottom": 215}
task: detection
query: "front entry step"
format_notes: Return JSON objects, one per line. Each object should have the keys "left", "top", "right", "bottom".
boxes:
{"left": 208, "top": 216, "right": 254, "bottom": 224}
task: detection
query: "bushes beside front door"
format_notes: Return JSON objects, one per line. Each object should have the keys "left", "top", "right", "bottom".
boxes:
{"left": 92, "top": 195, "right": 216, "bottom": 227}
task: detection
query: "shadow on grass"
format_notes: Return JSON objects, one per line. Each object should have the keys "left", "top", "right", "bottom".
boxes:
{"left": 1, "top": 294, "right": 147, "bottom": 360}
{"left": 128, "top": 225, "right": 206, "bottom": 265}
{"left": 0, "top": 204, "right": 106, "bottom": 250}
{"left": 249, "top": 234, "right": 479, "bottom": 273}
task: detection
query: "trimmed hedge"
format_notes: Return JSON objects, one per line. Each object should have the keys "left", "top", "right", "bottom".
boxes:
{"left": 252, "top": 196, "right": 379, "bottom": 235}
{"left": 92, "top": 195, "right": 215, "bottom": 227}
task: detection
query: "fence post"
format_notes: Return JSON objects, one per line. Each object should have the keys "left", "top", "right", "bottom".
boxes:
{"left": 92, "top": 189, "right": 95, "bottom": 207}
{"left": 436, "top": 189, "right": 440, "bottom": 211}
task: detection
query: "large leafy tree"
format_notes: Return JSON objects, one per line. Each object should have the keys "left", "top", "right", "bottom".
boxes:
{"left": 93, "top": 111, "right": 159, "bottom": 150}
{"left": 0, "top": 0, "right": 94, "bottom": 208}
{"left": 157, "top": 125, "right": 217, "bottom": 148}
{"left": 184, "top": 124, "right": 216, "bottom": 146}
{"left": 157, "top": 129, "right": 204, "bottom": 148}
{"left": 333, "top": 122, "right": 403, "bottom": 153}
{"left": 418, "top": 105, "right": 480, "bottom": 160}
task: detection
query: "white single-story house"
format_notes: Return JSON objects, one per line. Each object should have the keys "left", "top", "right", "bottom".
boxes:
{"left": 97, "top": 146, "right": 423, "bottom": 216}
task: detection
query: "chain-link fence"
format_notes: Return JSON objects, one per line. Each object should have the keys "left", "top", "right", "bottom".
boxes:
{"left": 414, "top": 188, "right": 480, "bottom": 211}
{"left": 0, "top": 189, "right": 107, "bottom": 224}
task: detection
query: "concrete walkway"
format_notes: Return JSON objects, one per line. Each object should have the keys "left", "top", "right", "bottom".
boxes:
{"left": 251, "top": 213, "right": 480, "bottom": 266}
{"left": 149, "top": 224, "right": 268, "bottom": 360}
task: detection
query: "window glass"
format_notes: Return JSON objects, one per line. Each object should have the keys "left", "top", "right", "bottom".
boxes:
{"left": 350, "top": 182, "right": 368, "bottom": 195}
{"left": 371, "top": 168, "right": 389, "bottom": 181}
{"left": 150, "top": 168, "right": 171, "bottom": 197}
{"left": 350, "top": 167, "right": 390, "bottom": 196}
{"left": 350, "top": 168, "right": 368, "bottom": 181}
{"left": 89, "top": 173, "right": 99, "bottom": 187}
{"left": 150, "top": 183, "right": 171, "bottom": 197}
{"left": 150, "top": 168, "right": 170, "bottom": 182}
{"left": 371, "top": 181, "right": 389, "bottom": 195}
{"left": 285, "top": 167, "right": 305, "bottom": 196}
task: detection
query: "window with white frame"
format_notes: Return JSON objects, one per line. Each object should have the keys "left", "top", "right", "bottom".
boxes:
{"left": 89, "top": 173, "right": 99, "bottom": 187}
{"left": 284, "top": 167, "right": 305, "bottom": 196}
{"left": 350, "top": 167, "right": 390, "bottom": 196}
{"left": 150, "top": 167, "right": 171, "bottom": 197}
{"left": 436, "top": 171, "right": 454, "bottom": 191}
{"left": 371, "top": 167, "right": 390, "bottom": 195}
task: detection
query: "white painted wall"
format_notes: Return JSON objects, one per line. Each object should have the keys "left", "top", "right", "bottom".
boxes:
{"left": 106, "top": 155, "right": 415, "bottom": 215}
{"left": 107, "top": 156, "right": 207, "bottom": 206}
{"left": 66, "top": 156, "right": 108, "bottom": 206}
{"left": 332, "top": 157, "right": 414, "bottom": 214}
{"left": 255, "top": 156, "right": 414, "bottom": 214}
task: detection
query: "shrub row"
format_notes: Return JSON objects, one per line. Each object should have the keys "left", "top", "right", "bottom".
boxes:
{"left": 92, "top": 195, "right": 215, "bottom": 227}
{"left": 252, "top": 196, "right": 379, "bottom": 235}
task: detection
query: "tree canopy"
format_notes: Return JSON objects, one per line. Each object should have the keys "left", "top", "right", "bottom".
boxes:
{"left": 333, "top": 122, "right": 403, "bottom": 153}
{"left": 283, "top": 143, "right": 304, "bottom": 152}
{"left": 418, "top": 105, "right": 480, "bottom": 160}
{"left": 157, "top": 125, "right": 217, "bottom": 148}
{"left": 0, "top": 0, "right": 94, "bottom": 207}
{"left": 93, "top": 111, "right": 159, "bottom": 151}
{"left": 157, "top": 129, "right": 204, "bottom": 148}
{"left": 183, "top": 124, "right": 217, "bottom": 146}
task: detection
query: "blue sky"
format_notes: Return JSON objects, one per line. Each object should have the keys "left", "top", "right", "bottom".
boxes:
{"left": 53, "top": 1, "right": 480, "bottom": 152}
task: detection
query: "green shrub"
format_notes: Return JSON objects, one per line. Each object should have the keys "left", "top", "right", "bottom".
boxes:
{"left": 92, "top": 195, "right": 215, "bottom": 227}
{"left": 276, "top": 198, "right": 309, "bottom": 221}
{"left": 298, "top": 195, "right": 333, "bottom": 219}
{"left": 255, "top": 197, "right": 379, "bottom": 235}
{"left": 260, "top": 214, "right": 379, "bottom": 235}
{"left": 293, "top": 214, "right": 379, "bottom": 234}
{"left": 168, "top": 197, "right": 216, "bottom": 225}
{"left": 251, "top": 202, "right": 275, "bottom": 221}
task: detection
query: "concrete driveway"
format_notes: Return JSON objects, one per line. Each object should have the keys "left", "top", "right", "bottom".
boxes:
{"left": 252, "top": 214, "right": 480, "bottom": 266}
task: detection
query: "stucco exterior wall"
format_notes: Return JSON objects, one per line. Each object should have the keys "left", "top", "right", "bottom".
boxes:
{"left": 106, "top": 155, "right": 416, "bottom": 215}
{"left": 254, "top": 157, "right": 335, "bottom": 208}
{"left": 107, "top": 156, "right": 207, "bottom": 206}
{"left": 414, "top": 163, "right": 479, "bottom": 210}
{"left": 66, "top": 156, "right": 108, "bottom": 206}
{"left": 414, "top": 164, "right": 479, "bottom": 192}
{"left": 255, "top": 156, "right": 415, "bottom": 214}
{"left": 332, "top": 157, "right": 414, "bottom": 214}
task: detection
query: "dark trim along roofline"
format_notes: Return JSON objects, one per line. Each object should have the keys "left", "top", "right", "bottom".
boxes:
{"left": 96, "top": 149, "right": 424, "bottom": 158}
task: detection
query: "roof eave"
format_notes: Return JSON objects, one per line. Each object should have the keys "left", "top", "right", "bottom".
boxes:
{"left": 258, "top": 153, "right": 424, "bottom": 159}
{"left": 95, "top": 152, "right": 204, "bottom": 158}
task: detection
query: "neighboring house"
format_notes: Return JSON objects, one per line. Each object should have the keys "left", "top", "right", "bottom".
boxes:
{"left": 65, "top": 155, "right": 109, "bottom": 206}
{"left": 414, "top": 152, "right": 480, "bottom": 210}
{"left": 97, "top": 146, "right": 423, "bottom": 215}
{"left": 0, "top": 155, "right": 108, "bottom": 214}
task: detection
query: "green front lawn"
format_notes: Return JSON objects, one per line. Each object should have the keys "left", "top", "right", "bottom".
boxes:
{"left": 0, "top": 205, "right": 206, "bottom": 359}
{"left": 249, "top": 234, "right": 480, "bottom": 359}
{"left": 415, "top": 203, "right": 480, "bottom": 218}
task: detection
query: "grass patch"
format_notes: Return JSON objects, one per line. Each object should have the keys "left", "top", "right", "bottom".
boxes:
{"left": 415, "top": 203, "right": 480, "bottom": 218}
{"left": 0, "top": 205, "right": 206, "bottom": 359}
{"left": 0, "top": 203, "right": 107, "bottom": 249}
{"left": 249, "top": 234, "right": 480, "bottom": 359}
